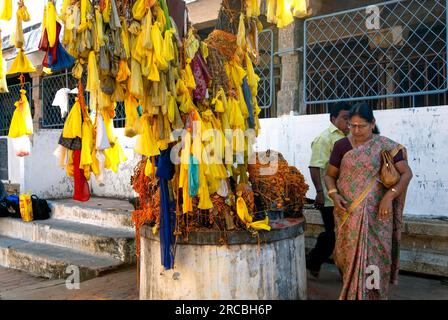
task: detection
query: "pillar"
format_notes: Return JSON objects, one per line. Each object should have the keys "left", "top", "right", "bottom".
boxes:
{"left": 276, "top": 18, "right": 306, "bottom": 116}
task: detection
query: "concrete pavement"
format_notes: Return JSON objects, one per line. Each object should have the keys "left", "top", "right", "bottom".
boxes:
{"left": 1, "top": 264, "right": 447, "bottom": 300}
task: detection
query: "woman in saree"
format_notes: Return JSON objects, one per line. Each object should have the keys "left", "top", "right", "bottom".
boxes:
{"left": 324, "top": 103, "right": 413, "bottom": 300}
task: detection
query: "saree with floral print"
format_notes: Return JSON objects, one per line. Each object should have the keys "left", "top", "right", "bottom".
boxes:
{"left": 334, "top": 135, "right": 407, "bottom": 300}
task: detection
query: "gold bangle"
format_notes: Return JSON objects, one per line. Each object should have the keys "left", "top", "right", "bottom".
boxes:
{"left": 328, "top": 188, "right": 338, "bottom": 195}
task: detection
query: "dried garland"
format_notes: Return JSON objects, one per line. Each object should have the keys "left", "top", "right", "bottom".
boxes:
{"left": 248, "top": 150, "right": 309, "bottom": 216}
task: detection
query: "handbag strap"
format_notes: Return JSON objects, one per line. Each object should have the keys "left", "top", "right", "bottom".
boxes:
{"left": 389, "top": 145, "right": 407, "bottom": 160}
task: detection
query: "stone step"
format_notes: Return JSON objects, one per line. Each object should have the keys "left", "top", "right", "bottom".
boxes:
{"left": 0, "top": 235, "right": 125, "bottom": 282}
{"left": 304, "top": 210, "right": 448, "bottom": 254}
{"left": 400, "top": 249, "right": 448, "bottom": 278}
{"left": 305, "top": 237, "right": 448, "bottom": 277}
{"left": 0, "top": 217, "right": 135, "bottom": 263}
{"left": 49, "top": 198, "right": 135, "bottom": 230}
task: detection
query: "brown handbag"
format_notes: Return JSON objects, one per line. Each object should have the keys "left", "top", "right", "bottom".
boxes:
{"left": 380, "top": 149, "right": 401, "bottom": 188}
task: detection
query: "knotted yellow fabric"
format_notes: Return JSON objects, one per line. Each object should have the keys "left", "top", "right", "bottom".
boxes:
{"left": 132, "top": 0, "right": 147, "bottom": 21}
{"left": 212, "top": 88, "right": 227, "bottom": 113}
{"left": 7, "top": 49, "right": 36, "bottom": 74}
{"left": 276, "top": 0, "right": 294, "bottom": 28}
{"left": 246, "top": 0, "right": 260, "bottom": 17}
{"left": 8, "top": 89, "right": 32, "bottom": 138}
{"left": 62, "top": 98, "right": 82, "bottom": 139}
{"left": 46, "top": 1, "right": 57, "bottom": 47}
{"left": 95, "top": 8, "right": 105, "bottom": 47}
{"left": 163, "top": 29, "right": 175, "bottom": 62}
{"left": 78, "top": 0, "right": 90, "bottom": 33}
{"left": 179, "top": 131, "right": 193, "bottom": 213}
{"left": 129, "top": 58, "right": 144, "bottom": 98}
{"left": 236, "top": 193, "right": 271, "bottom": 231}
{"left": 80, "top": 119, "right": 94, "bottom": 180}
{"left": 292, "top": 0, "right": 308, "bottom": 18}
{"left": 102, "top": 111, "right": 128, "bottom": 173}
{"left": 86, "top": 51, "right": 100, "bottom": 92}
{"left": 237, "top": 13, "right": 246, "bottom": 48}
{"left": 197, "top": 163, "right": 213, "bottom": 210}
{"left": 134, "top": 114, "right": 160, "bottom": 157}
{"left": 266, "top": 0, "right": 277, "bottom": 24}
{"left": 151, "top": 22, "right": 168, "bottom": 72}
{"left": 124, "top": 94, "right": 140, "bottom": 138}
{"left": 0, "top": 0, "right": 12, "bottom": 20}
{"left": 116, "top": 60, "right": 131, "bottom": 82}
{"left": 185, "top": 28, "right": 200, "bottom": 61}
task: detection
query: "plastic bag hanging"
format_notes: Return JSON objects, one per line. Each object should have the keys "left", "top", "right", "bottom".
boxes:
{"left": 11, "top": 135, "right": 31, "bottom": 157}
{"left": 96, "top": 112, "right": 111, "bottom": 150}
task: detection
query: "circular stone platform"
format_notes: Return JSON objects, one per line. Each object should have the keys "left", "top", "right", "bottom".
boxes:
{"left": 139, "top": 217, "right": 307, "bottom": 300}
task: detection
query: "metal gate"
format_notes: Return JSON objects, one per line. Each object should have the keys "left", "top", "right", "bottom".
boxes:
{"left": 255, "top": 29, "right": 274, "bottom": 109}
{"left": 304, "top": 0, "right": 448, "bottom": 106}
{"left": 40, "top": 71, "right": 126, "bottom": 128}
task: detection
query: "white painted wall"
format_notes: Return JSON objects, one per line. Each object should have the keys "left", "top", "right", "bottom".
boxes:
{"left": 3, "top": 106, "right": 448, "bottom": 217}
{"left": 255, "top": 107, "right": 448, "bottom": 217}
{"left": 4, "top": 129, "right": 139, "bottom": 199}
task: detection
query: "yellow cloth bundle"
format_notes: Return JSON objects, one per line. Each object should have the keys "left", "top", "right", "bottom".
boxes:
{"left": 86, "top": 51, "right": 100, "bottom": 92}
{"left": 120, "top": 17, "right": 131, "bottom": 59}
{"left": 179, "top": 131, "right": 193, "bottom": 213}
{"left": 245, "top": 53, "right": 260, "bottom": 97}
{"left": 102, "top": 111, "right": 128, "bottom": 173}
{"left": 246, "top": 0, "right": 260, "bottom": 17}
{"left": 237, "top": 13, "right": 246, "bottom": 48}
{"left": 151, "top": 22, "right": 168, "bottom": 71}
{"left": 17, "top": 2, "right": 30, "bottom": 22}
{"left": 276, "top": 0, "right": 294, "bottom": 28}
{"left": 116, "top": 60, "right": 131, "bottom": 82}
{"left": 185, "top": 28, "right": 199, "bottom": 61}
{"left": 266, "top": 0, "right": 277, "bottom": 24}
{"left": 134, "top": 114, "right": 160, "bottom": 157}
{"left": 46, "top": 1, "right": 57, "bottom": 47}
{"left": 141, "top": 10, "right": 153, "bottom": 50}
{"left": 62, "top": 98, "right": 82, "bottom": 139}
{"left": 129, "top": 58, "right": 144, "bottom": 99}
{"left": 8, "top": 89, "right": 33, "bottom": 138}
{"left": 211, "top": 88, "right": 227, "bottom": 113}
{"left": 80, "top": 119, "right": 94, "bottom": 180}
{"left": 197, "top": 164, "right": 213, "bottom": 210}
{"left": 132, "top": 0, "right": 147, "bottom": 21}
{"left": 184, "top": 64, "right": 196, "bottom": 89}
{"left": 292, "top": 0, "right": 308, "bottom": 18}
{"left": 163, "top": 29, "right": 175, "bottom": 62}
{"left": 0, "top": 0, "right": 12, "bottom": 20}
{"left": 78, "top": 0, "right": 90, "bottom": 33}
{"left": 95, "top": 8, "right": 105, "bottom": 47}
{"left": 102, "top": 0, "right": 110, "bottom": 23}
{"left": 7, "top": 49, "right": 36, "bottom": 74}
{"left": 124, "top": 95, "right": 140, "bottom": 138}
